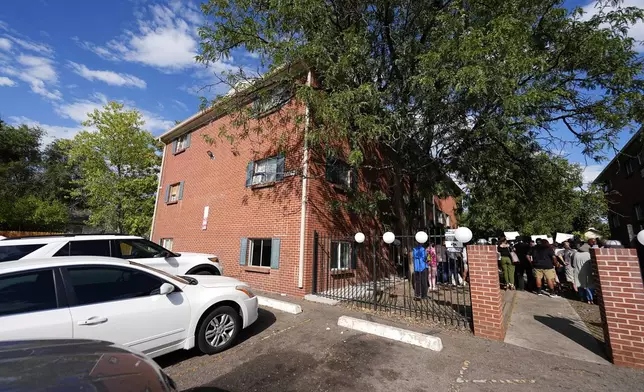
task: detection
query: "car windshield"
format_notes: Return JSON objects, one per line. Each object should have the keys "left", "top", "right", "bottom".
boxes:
{"left": 129, "top": 261, "right": 189, "bottom": 285}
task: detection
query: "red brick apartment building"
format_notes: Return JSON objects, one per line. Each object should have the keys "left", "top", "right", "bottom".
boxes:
{"left": 150, "top": 68, "right": 459, "bottom": 296}
{"left": 594, "top": 129, "right": 644, "bottom": 247}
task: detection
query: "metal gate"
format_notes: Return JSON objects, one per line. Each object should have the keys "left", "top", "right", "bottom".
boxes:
{"left": 312, "top": 230, "right": 472, "bottom": 329}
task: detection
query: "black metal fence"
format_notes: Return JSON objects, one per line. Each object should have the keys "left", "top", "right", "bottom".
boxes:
{"left": 312, "top": 230, "right": 472, "bottom": 329}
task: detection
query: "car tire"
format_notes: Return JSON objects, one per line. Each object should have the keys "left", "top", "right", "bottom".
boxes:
{"left": 197, "top": 306, "right": 241, "bottom": 354}
{"left": 194, "top": 270, "right": 212, "bottom": 275}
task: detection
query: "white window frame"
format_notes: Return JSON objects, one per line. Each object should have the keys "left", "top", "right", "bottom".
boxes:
{"left": 248, "top": 238, "right": 272, "bottom": 268}
{"left": 168, "top": 183, "right": 180, "bottom": 202}
{"left": 175, "top": 135, "right": 189, "bottom": 152}
{"left": 252, "top": 85, "right": 291, "bottom": 116}
{"left": 160, "top": 238, "right": 174, "bottom": 251}
{"left": 252, "top": 157, "right": 279, "bottom": 185}
{"left": 331, "top": 241, "right": 351, "bottom": 270}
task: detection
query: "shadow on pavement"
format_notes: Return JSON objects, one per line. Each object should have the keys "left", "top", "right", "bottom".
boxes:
{"left": 534, "top": 314, "right": 607, "bottom": 360}
{"left": 155, "top": 308, "right": 277, "bottom": 368}
{"left": 185, "top": 388, "right": 230, "bottom": 392}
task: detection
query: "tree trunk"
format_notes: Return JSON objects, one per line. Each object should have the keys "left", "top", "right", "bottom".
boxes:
{"left": 392, "top": 164, "right": 409, "bottom": 235}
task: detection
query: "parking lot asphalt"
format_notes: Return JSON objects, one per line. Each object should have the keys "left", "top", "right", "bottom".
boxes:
{"left": 156, "top": 296, "right": 644, "bottom": 392}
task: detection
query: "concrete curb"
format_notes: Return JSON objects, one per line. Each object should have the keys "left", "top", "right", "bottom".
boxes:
{"left": 304, "top": 294, "right": 340, "bottom": 306}
{"left": 257, "top": 296, "right": 303, "bottom": 314}
{"left": 337, "top": 316, "right": 443, "bottom": 352}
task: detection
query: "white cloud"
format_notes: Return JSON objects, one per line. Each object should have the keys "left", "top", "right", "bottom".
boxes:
{"left": 75, "top": 2, "right": 202, "bottom": 71}
{"left": 0, "top": 37, "right": 11, "bottom": 51}
{"left": 2, "top": 55, "right": 61, "bottom": 100}
{"left": 68, "top": 61, "right": 147, "bottom": 88}
{"left": 7, "top": 36, "right": 55, "bottom": 56}
{"left": 582, "top": 164, "right": 604, "bottom": 185}
{"left": 8, "top": 116, "right": 83, "bottom": 143}
{"left": 580, "top": 0, "right": 644, "bottom": 50}
{"left": 172, "top": 99, "right": 189, "bottom": 111}
{"left": 0, "top": 76, "right": 15, "bottom": 86}
{"left": 55, "top": 93, "right": 173, "bottom": 133}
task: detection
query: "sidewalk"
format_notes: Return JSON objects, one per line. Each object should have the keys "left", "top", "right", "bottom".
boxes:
{"left": 504, "top": 290, "right": 608, "bottom": 364}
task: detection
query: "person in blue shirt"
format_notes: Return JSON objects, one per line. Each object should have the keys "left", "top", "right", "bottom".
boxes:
{"left": 412, "top": 243, "right": 428, "bottom": 299}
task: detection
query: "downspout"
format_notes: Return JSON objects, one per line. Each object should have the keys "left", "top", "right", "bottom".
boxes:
{"left": 149, "top": 142, "right": 167, "bottom": 241}
{"left": 298, "top": 70, "right": 312, "bottom": 289}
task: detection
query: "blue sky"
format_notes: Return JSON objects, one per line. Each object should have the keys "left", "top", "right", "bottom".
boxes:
{"left": 0, "top": 0, "right": 641, "bottom": 184}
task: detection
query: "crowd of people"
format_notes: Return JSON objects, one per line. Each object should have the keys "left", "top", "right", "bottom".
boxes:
{"left": 411, "top": 241, "right": 468, "bottom": 299}
{"left": 497, "top": 236, "right": 607, "bottom": 302}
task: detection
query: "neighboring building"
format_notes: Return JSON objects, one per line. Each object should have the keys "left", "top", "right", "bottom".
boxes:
{"left": 150, "top": 68, "right": 460, "bottom": 296}
{"left": 594, "top": 129, "right": 644, "bottom": 246}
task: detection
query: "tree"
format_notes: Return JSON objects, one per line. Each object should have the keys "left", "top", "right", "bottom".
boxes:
{"left": 197, "top": 0, "right": 644, "bottom": 234}
{"left": 460, "top": 154, "right": 608, "bottom": 236}
{"left": 69, "top": 102, "right": 161, "bottom": 236}
{"left": 0, "top": 120, "right": 69, "bottom": 231}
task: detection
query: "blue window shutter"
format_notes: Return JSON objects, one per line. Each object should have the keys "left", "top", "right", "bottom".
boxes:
{"left": 276, "top": 154, "right": 285, "bottom": 181}
{"left": 270, "top": 238, "right": 281, "bottom": 269}
{"left": 245, "top": 162, "right": 254, "bottom": 187}
{"left": 164, "top": 185, "right": 170, "bottom": 203}
{"left": 172, "top": 140, "right": 178, "bottom": 154}
{"left": 185, "top": 133, "right": 191, "bottom": 148}
{"left": 239, "top": 238, "right": 248, "bottom": 265}
{"left": 178, "top": 181, "right": 184, "bottom": 200}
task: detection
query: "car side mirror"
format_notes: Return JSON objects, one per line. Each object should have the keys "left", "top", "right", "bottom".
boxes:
{"left": 159, "top": 283, "right": 175, "bottom": 295}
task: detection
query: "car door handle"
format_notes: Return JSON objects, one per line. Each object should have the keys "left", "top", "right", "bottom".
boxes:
{"left": 78, "top": 316, "right": 108, "bottom": 326}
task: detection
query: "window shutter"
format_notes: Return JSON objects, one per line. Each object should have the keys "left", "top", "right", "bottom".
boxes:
{"left": 239, "top": 238, "right": 248, "bottom": 265}
{"left": 185, "top": 133, "right": 191, "bottom": 148}
{"left": 276, "top": 154, "right": 285, "bottom": 181}
{"left": 270, "top": 238, "right": 281, "bottom": 269}
{"left": 172, "top": 140, "right": 178, "bottom": 154}
{"left": 351, "top": 168, "right": 358, "bottom": 190}
{"left": 351, "top": 243, "right": 357, "bottom": 269}
{"left": 245, "top": 162, "right": 254, "bottom": 187}
{"left": 164, "top": 185, "right": 170, "bottom": 203}
{"left": 178, "top": 181, "right": 185, "bottom": 200}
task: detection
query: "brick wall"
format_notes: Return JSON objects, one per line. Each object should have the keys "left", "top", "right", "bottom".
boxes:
{"left": 592, "top": 248, "right": 644, "bottom": 369}
{"left": 468, "top": 245, "right": 505, "bottom": 340}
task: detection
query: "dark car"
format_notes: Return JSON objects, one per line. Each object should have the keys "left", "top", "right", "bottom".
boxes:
{"left": 0, "top": 339, "right": 177, "bottom": 392}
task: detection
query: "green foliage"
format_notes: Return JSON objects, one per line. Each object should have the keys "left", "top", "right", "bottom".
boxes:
{"left": 0, "top": 120, "right": 69, "bottom": 231}
{"left": 69, "top": 102, "right": 161, "bottom": 236}
{"left": 197, "top": 0, "right": 644, "bottom": 232}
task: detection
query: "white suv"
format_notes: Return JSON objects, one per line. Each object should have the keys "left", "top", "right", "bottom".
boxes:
{"left": 0, "top": 235, "right": 223, "bottom": 276}
{"left": 0, "top": 256, "right": 258, "bottom": 357}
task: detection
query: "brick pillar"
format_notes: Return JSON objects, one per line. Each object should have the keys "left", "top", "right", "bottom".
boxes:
{"left": 468, "top": 245, "right": 505, "bottom": 340}
{"left": 592, "top": 248, "right": 644, "bottom": 369}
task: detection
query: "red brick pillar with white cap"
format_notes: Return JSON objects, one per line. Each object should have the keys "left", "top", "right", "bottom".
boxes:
{"left": 467, "top": 245, "right": 505, "bottom": 340}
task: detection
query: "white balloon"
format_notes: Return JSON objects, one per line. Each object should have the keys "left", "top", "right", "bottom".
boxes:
{"left": 638, "top": 230, "right": 644, "bottom": 246}
{"left": 415, "top": 231, "right": 429, "bottom": 244}
{"left": 354, "top": 232, "right": 365, "bottom": 244}
{"left": 455, "top": 227, "right": 473, "bottom": 243}
{"left": 383, "top": 231, "right": 396, "bottom": 244}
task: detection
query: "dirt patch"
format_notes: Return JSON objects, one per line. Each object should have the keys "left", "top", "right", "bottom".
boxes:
{"left": 566, "top": 298, "right": 604, "bottom": 344}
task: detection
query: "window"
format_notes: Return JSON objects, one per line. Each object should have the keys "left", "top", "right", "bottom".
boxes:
{"left": 172, "top": 133, "right": 191, "bottom": 154}
{"left": 0, "top": 270, "right": 57, "bottom": 316}
{"left": 165, "top": 182, "right": 184, "bottom": 203}
{"left": 0, "top": 244, "right": 46, "bottom": 262}
{"left": 160, "top": 238, "right": 174, "bottom": 251}
{"left": 331, "top": 241, "right": 351, "bottom": 270}
{"left": 53, "top": 240, "right": 111, "bottom": 257}
{"left": 252, "top": 85, "right": 291, "bottom": 116}
{"left": 66, "top": 266, "right": 164, "bottom": 306}
{"left": 626, "top": 159, "right": 634, "bottom": 176}
{"left": 326, "top": 157, "right": 354, "bottom": 189}
{"left": 611, "top": 213, "right": 621, "bottom": 228}
{"left": 115, "top": 239, "right": 167, "bottom": 259}
{"left": 635, "top": 204, "right": 644, "bottom": 221}
{"left": 249, "top": 239, "right": 272, "bottom": 267}
{"left": 245, "top": 155, "right": 285, "bottom": 187}
{"left": 603, "top": 180, "right": 612, "bottom": 192}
